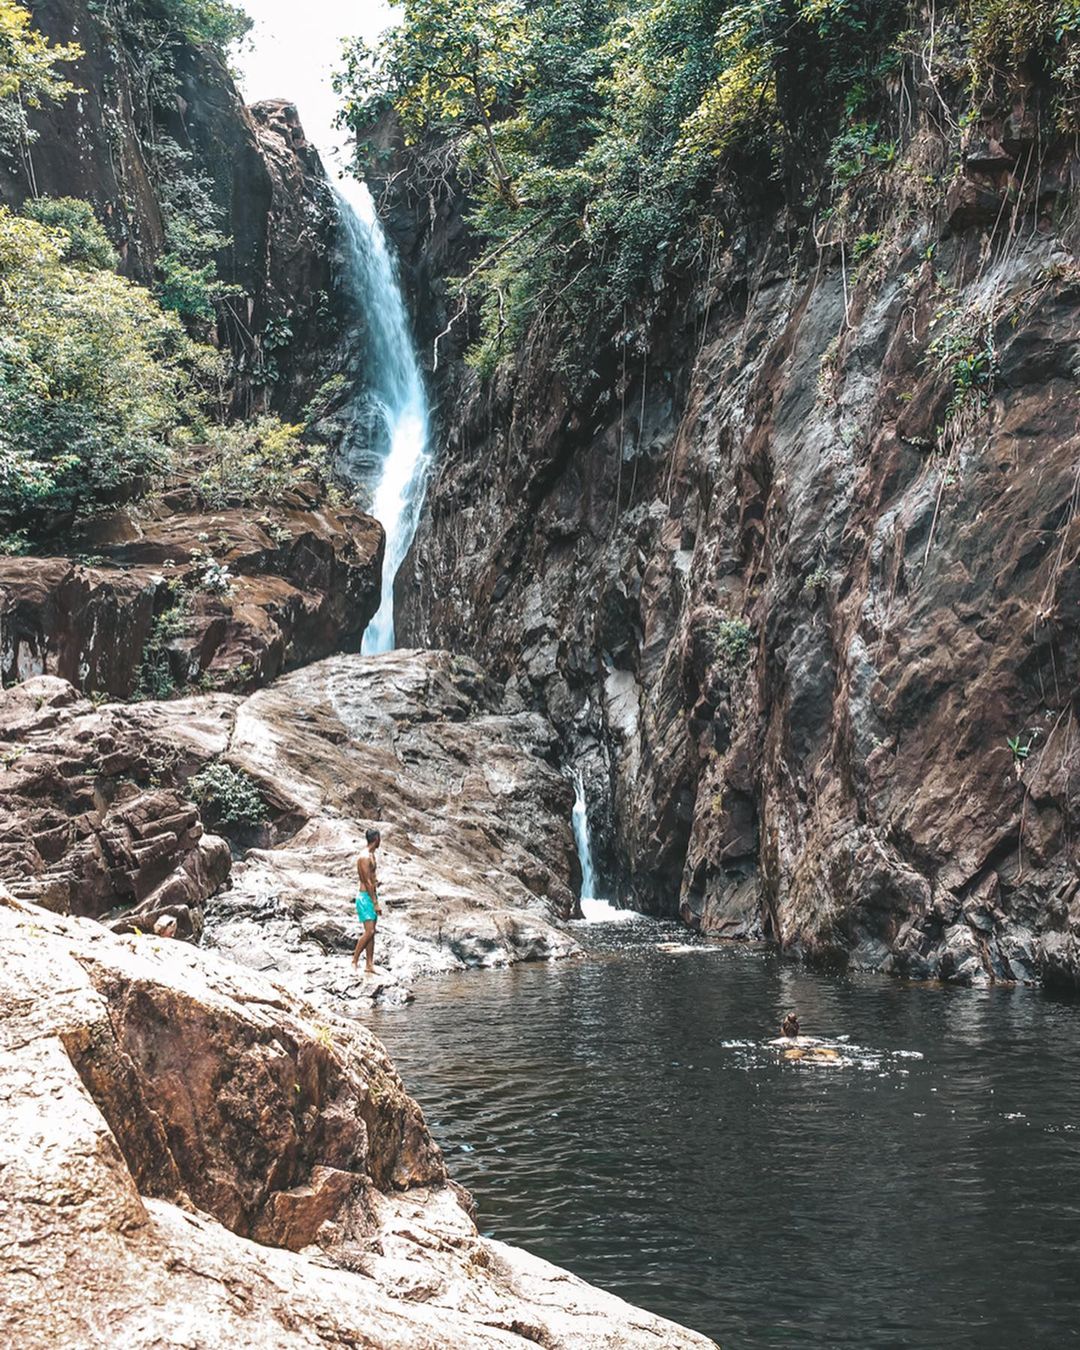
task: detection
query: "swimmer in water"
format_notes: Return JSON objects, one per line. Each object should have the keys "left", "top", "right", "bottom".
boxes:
{"left": 781, "top": 1011, "right": 800, "bottom": 1038}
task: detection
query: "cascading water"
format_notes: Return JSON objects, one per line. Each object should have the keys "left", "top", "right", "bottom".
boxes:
{"left": 571, "top": 772, "right": 597, "bottom": 900}
{"left": 332, "top": 177, "right": 431, "bottom": 654}
{"left": 571, "top": 772, "right": 636, "bottom": 922}
{"left": 236, "top": 6, "right": 429, "bottom": 654}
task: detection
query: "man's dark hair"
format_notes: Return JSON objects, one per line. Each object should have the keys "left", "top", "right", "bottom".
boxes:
{"left": 366, "top": 828, "right": 381, "bottom": 845}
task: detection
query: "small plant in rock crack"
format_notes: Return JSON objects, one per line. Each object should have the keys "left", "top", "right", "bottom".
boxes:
{"left": 135, "top": 596, "right": 190, "bottom": 701}
{"left": 256, "top": 515, "right": 293, "bottom": 547}
{"left": 711, "top": 617, "right": 753, "bottom": 672}
{"left": 188, "top": 551, "right": 234, "bottom": 596}
{"left": 1006, "top": 730, "right": 1040, "bottom": 777}
{"left": 926, "top": 304, "right": 999, "bottom": 436}
{"left": 187, "top": 761, "right": 267, "bottom": 829}
{"left": 803, "top": 566, "right": 829, "bottom": 600}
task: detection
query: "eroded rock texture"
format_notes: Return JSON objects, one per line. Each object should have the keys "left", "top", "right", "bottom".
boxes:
{"left": 390, "top": 84, "right": 1080, "bottom": 986}
{"left": 0, "top": 651, "right": 581, "bottom": 1002}
{"left": 0, "top": 890, "right": 713, "bottom": 1348}
{"left": 0, "top": 485, "right": 383, "bottom": 699}
{"left": 0, "top": 676, "right": 230, "bottom": 936}
{"left": 159, "top": 649, "right": 583, "bottom": 996}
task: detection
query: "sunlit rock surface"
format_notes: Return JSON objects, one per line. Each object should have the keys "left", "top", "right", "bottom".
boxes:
{"left": 0, "top": 889, "right": 714, "bottom": 1348}
{"left": 0, "top": 651, "right": 582, "bottom": 1004}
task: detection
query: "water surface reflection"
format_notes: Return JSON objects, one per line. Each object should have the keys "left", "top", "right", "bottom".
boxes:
{"left": 369, "top": 924, "right": 1080, "bottom": 1348}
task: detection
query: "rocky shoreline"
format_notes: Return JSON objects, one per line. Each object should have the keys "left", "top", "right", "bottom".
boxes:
{"left": 0, "top": 887, "right": 714, "bottom": 1348}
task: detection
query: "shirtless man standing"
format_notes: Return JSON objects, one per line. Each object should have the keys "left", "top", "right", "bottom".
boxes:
{"left": 351, "top": 828, "right": 383, "bottom": 974}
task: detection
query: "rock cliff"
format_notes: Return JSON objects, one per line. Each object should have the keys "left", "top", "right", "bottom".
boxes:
{"left": 0, "top": 887, "right": 714, "bottom": 1348}
{"left": 0, "top": 477, "right": 384, "bottom": 700}
{"left": 1, "top": 0, "right": 344, "bottom": 417}
{"left": 386, "top": 50, "right": 1080, "bottom": 987}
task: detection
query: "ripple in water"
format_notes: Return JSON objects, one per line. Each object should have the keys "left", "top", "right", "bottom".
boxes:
{"left": 369, "top": 925, "right": 1080, "bottom": 1347}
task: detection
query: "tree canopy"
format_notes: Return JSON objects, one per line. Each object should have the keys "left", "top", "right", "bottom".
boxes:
{"left": 340, "top": 0, "right": 1080, "bottom": 378}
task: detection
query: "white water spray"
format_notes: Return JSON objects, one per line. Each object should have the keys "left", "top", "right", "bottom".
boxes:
{"left": 572, "top": 771, "right": 597, "bottom": 900}
{"left": 571, "top": 773, "right": 638, "bottom": 922}
{"left": 333, "top": 178, "right": 431, "bottom": 654}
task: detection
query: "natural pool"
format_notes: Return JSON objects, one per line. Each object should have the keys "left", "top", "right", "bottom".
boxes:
{"left": 370, "top": 918, "right": 1080, "bottom": 1348}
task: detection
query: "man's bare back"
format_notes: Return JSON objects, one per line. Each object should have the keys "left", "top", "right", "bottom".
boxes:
{"left": 356, "top": 847, "right": 379, "bottom": 904}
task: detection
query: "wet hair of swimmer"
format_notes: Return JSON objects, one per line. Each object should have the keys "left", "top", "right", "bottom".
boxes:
{"left": 366, "top": 828, "right": 381, "bottom": 846}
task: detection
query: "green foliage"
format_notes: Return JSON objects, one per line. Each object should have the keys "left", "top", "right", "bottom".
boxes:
{"left": 803, "top": 564, "right": 829, "bottom": 598}
{"left": 826, "top": 120, "right": 897, "bottom": 188}
{"left": 151, "top": 137, "right": 241, "bottom": 323}
{"left": 21, "top": 196, "right": 118, "bottom": 269}
{"left": 135, "top": 594, "right": 189, "bottom": 700}
{"left": 337, "top": 0, "right": 530, "bottom": 201}
{"left": 927, "top": 301, "right": 998, "bottom": 422}
{"left": 711, "top": 616, "right": 753, "bottom": 670}
{"left": 0, "top": 207, "right": 202, "bottom": 523}
{"left": 1006, "top": 733, "right": 1032, "bottom": 762}
{"left": 851, "top": 230, "right": 881, "bottom": 262}
{"left": 340, "top": 0, "right": 910, "bottom": 373}
{"left": 0, "top": 527, "right": 28, "bottom": 554}
{"left": 156, "top": 249, "right": 221, "bottom": 321}
{"left": 152, "top": 0, "right": 252, "bottom": 50}
{"left": 195, "top": 415, "right": 328, "bottom": 508}
{"left": 0, "top": 0, "right": 81, "bottom": 151}
{"left": 303, "top": 373, "right": 349, "bottom": 423}
{"left": 966, "top": 0, "right": 1080, "bottom": 130}
{"left": 187, "top": 760, "right": 267, "bottom": 829}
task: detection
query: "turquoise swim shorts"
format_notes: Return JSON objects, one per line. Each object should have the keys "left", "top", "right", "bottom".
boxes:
{"left": 355, "top": 892, "right": 378, "bottom": 923}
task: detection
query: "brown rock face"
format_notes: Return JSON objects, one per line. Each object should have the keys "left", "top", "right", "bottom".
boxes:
{"left": 0, "top": 676, "right": 230, "bottom": 935}
{"left": 0, "top": 491, "right": 383, "bottom": 699}
{"left": 0, "top": 890, "right": 715, "bottom": 1349}
{"left": 390, "top": 77, "right": 1080, "bottom": 986}
{"left": 0, "top": 649, "right": 582, "bottom": 1000}
{"left": 172, "top": 649, "right": 583, "bottom": 996}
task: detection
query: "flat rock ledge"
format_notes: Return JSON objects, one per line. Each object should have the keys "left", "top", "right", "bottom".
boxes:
{"left": 0, "top": 889, "right": 715, "bottom": 1349}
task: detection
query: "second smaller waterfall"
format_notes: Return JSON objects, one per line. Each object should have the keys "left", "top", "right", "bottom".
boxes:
{"left": 571, "top": 772, "right": 597, "bottom": 900}
{"left": 571, "top": 771, "right": 641, "bottom": 922}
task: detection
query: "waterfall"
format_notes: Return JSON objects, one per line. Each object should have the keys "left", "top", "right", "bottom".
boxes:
{"left": 571, "top": 771, "right": 597, "bottom": 900}
{"left": 571, "top": 770, "right": 641, "bottom": 922}
{"left": 333, "top": 176, "right": 431, "bottom": 655}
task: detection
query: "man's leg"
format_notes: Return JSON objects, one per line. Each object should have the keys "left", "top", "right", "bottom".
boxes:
{"left": 352, "top": 922, "right": 375, "bottom": 969}
{"left": 364, "top": 920, "right": 376, "bottom": 973}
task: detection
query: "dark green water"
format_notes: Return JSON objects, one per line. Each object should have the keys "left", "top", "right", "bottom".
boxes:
{"left": 368, "top": 920, "right": 1080, "bottom": 1348}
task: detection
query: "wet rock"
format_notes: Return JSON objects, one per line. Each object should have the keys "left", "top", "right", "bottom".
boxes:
{"left": 386, "top": 84, "right": 1080, "bottom": 989}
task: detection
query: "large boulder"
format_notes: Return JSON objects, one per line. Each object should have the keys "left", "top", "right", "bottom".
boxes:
{"left": 148, "top": 650, "right": 585, "bottom": 999}
{"left": 0, "top": 889, "right": 715, "bottom": 1349}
